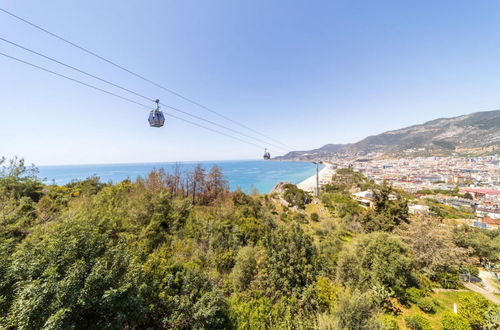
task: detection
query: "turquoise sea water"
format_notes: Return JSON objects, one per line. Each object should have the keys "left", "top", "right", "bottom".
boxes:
{"left": 37, "top": 160, "right": 324, "bottom": 194}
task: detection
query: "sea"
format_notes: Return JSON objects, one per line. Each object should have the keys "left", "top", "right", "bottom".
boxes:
{"left": 37, "top": 160, "right": 324, "bottom": 194}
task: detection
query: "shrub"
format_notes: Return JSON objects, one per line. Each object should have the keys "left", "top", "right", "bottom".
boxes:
{"left": 463, "top": 192, "right": 473, "bottom": 200}
{"left": 406, "top": 287, "right": 425, "bottom": 303}
{"left": 458, "top": 264, "right": 479, "bottom": 277}
{"left": 440, "top": 312, "right": 472, "bottom": 330}
{"left": 293, "top": 212, "right": 309, "bottom": 224}
{"left": 310, "top": 212, "right": 320, "bottom": 222}
{"left": 457, "top": 293, "right": 492, "bottom": 328}
{"left": 282, "top": 184, "right": 311, "bottom": 209}
{"left": 315, "top": 313, "right": 337, "bottom": 329}
{"left": 484, "top": 306, "right": 500, "bottom": 329}
{"left": 380, "top": 314, "right": 400, "bottom": 329}
{"left": 322, "top": 192, "right": 362, "bottom": 218}
{"left": 330, "top": 289, "right": 382, "bottom": 329}
{"left": 336, "top": 232, "right": 413, "bottom": 293}
{"left": 230, "top": 246, "right": 257, "bottom": 291}
{"left": 416, "top": 297, "right": 436, "bottom": 313}
{"left": 262, "top": 224, "right": 318, "bottom": 297}
{"left": 436, "top": 271, "right": 460, "bottom": 289}
{"left": 415, "top": 273, "right": 433, "bottom": 293}
{"left": 315, "top": 276, "right": 337, "bottom": 312}
{"left": 404, "top": 314, "right": 432, "bottom": 330}
{"left": 228, "top": 294, "right": 272, "bottom": 329}
{"left": 372, "top": 284, "right": 395, "bottom": 313}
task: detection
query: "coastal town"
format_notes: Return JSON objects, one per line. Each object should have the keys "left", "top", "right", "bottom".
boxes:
{"left": 297, "top": 154, "right": 500, "bottom": 230}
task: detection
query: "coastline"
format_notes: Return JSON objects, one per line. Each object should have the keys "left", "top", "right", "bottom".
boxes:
{"left": 296, "top": 163, "right": 335, "bottom": 194}
{"left": 38, "top": 160, "right": 320, "bottom": 194}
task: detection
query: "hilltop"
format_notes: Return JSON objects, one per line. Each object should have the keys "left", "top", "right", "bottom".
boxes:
{"left": 276, "top": 110, "right": 500, "bottom": 160}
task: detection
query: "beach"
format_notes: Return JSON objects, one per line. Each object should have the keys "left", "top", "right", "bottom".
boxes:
{"left": 297, "top": 163, "right": 335, "bottom": 194}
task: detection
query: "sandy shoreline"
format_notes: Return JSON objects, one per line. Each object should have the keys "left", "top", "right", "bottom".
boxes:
{"left": 297, "top": 163, "right": 335, "bottom": 194}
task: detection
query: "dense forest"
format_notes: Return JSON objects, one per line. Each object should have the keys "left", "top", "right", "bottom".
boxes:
{"left": 0, "top": 157, "right": 499, "bottom": 329}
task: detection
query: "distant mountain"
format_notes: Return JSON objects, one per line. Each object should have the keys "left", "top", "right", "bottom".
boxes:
{"left": 276, "top": 110, "right": 500, "bottom": 160}
{"left": 277, "top": 144, "right": 347, "bottom": 160}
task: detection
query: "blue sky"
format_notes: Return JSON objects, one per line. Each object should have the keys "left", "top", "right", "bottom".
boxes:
{"left": 1, "top": 0, "right": 500, "bottom": 165}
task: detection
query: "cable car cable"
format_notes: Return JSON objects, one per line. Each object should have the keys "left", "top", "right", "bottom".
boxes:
{"left": 0, "top": 7, "right": 295, "bottom": 151}
{"left": 0, "top": 51, "right": 280, "bottom": 153}
{"left": 0, "top": 36, "right": 289, "bottom": 152}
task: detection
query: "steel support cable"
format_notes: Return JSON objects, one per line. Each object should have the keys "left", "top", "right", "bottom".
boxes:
{"left": 0, "top": 51, "right": 280, "bottom": 153}
{"left": 0, "top": 7, "right": 295, "bottom": 151}
{"left": 0, "top": 36, "right": 289, "bottom": 153}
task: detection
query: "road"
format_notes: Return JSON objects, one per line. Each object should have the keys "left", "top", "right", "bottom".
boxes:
{"left": 462, "top": 282, "right": 500, "bottom": 305}
{"left": 478, "top": 270, "right": 499, "bottom": 295}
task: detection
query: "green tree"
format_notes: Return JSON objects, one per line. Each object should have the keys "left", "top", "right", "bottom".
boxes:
{"left": 5, "top": 217, "right": 141, "bottom": 329}
{"left": 0, "top": 157, "right": 43, "bottom": 202}
{"left": 336, "top": 232, "right": 413, "bottom": 293}
{"left": 282, "top": 184, "right": 311, "bottom": 209}
{"left": 453, "top": 226, "right": 499, "bottom": 263}
{"left": 230, "top": 246, "right": 257, "bottom": 292}
{"left": 138, "top": 250, "right": 228, "bottom": 329}
{"left": 228, "top": 294, "right": 272, "bottom": 329}
{"left": 315, "top": 276, "right": 337, "bottom": 312}
{"left": 361, "top": 184, "right": 409, "bottom": 232}
{"left": 321, "top": 192, "right": 362, "bottom": 218}
{"left": 262, "top": 224, "right": 317, "bottom": 297}
{"left": 330, "top": 289, "right": 382, "bottom": 330}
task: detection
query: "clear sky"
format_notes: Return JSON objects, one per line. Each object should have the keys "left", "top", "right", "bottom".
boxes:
{"left": 1, "top": 0, "right": 500, "bottom": 165}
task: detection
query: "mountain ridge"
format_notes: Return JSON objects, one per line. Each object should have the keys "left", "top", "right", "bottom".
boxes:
{"left": 276, "top": 110, "right": 500, "bottom": 160}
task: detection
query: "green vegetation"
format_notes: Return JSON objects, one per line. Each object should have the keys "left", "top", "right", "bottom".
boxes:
{"left": 440, "top": 311, "right": 471, "bottom": 330}
{"left": 416, "top": 297, "right": 436, "bottom": 313}
{"left": 0, "top": 157, "right": 498, "bottom": 329}
{"left": 361, "top": 185, "right": 409, "bottom": 232}
{"left": 325, "top": 167, "right": 375, "bottom": 192}
{"left": 336, "top": 232, "right": 412, "bottom": 293}
{"left": 417, "top": 187, "right": 471, "bottom": 199}
{"left": 422, "top": 199, "right": 476, "bottom": 219}
{"left": 432, "top": 140, "right": 456, "bottom": 150}
{"left": 404, "top": 314, "right": 432, "bottom": 330}
{"left": 398, "top": 216, "right": 469, "bottom": 288}
{"left": 395, "top": 291, "right": 497, "bottom": 329}
{"left": 452, "top": 226, "right": 500, "bottom": 263}
{"left": 281, "top": 183, "right": 312, "bottom": 209}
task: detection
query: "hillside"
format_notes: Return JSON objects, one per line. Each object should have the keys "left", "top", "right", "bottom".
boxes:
{"left": 1, "top": 159, "right": 498, "bottom": 328}
{"left": 276, "top": 110, "right": 500, "bottom": 160}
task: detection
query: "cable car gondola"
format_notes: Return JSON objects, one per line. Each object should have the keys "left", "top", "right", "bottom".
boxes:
{"left": 148, "top": 99, "right": 165, "bottom": 127}
{"left": 263, "top": 148, "right": 271, "bottom": 160}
